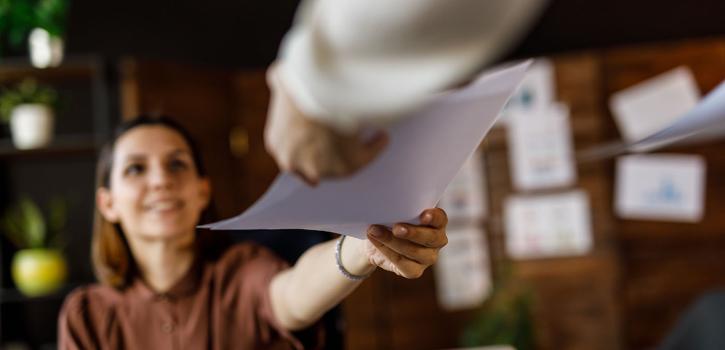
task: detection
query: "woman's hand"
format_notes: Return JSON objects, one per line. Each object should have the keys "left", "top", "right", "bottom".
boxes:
{"left": 365, "top": 208, "right": 448, "bottom": 279}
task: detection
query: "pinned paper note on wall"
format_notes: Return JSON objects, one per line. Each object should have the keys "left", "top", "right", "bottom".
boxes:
{"left": 437, "top": 151, "right": 487, "bottom": 222}
{"left": 504, "top": 190, "right": 592, "bottom": 259}
{"left": 498, "top": 58, "right": 555, "bottom": 126}
{"left": 615, "top": 154, "right": 706, "bottom": 222}
{"left": 610, "top": 66, "right": 701, "bottom": 142}
{"left": 434, "top": 225, "right": 491, "bottom": 311}
{"left": 507, "top": 103, "right": 577, "bottom": 191}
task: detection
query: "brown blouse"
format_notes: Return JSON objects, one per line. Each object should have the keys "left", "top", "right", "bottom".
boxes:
{"left": 58, "top": 243, "right": 323, "bottom": 350}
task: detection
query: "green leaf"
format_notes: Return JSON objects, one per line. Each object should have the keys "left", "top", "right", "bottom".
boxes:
{"left": 1, "top": 195, "right": 69, "bottom": 249}
{"left": 19, "top": 196, "right": 46, "bottom": 249}
{"left": 35, "top": 0, "right": 68, "bottom": 36}
{"left": 1, "top": 214, "right": 28, "bottom": 248}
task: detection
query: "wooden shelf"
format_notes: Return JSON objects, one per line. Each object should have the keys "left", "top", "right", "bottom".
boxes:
{"left": 0, "top": 284, "right": 78, "bottom": 304}
{"left": 0, "top": 134, "right": 99, "bottom": 159}
{"left": 0, "top": 55, "right": 103, "bottom": 82}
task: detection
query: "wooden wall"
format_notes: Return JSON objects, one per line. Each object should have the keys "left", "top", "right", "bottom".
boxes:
{"left": 602, "top": 38, "right": 725, "bottom": 349}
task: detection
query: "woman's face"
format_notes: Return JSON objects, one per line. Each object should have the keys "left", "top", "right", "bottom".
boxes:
{"left": 97, "top": 125, "right": 210, "bottom": 241}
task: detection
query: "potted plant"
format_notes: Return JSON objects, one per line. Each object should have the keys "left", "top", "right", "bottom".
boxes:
{"left": 28, "top": 0, "right": 69, "bottom": 68}
{"left": 1, "top": 195, "right": 68, "bottom": 297}
{"left": 0, "top": 78, "right": 58, "bottom": 149}
{"left": 0, "top": 0, "right": 68, "bottom": 67}
{"left": 461, "top": 265, "right": 536, "bottom": 350}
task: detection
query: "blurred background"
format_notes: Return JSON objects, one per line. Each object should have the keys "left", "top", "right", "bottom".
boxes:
{"left": 1, "top": 0, "right": 725, "bottom": 349}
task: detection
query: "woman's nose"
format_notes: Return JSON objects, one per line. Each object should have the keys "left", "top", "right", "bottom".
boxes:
{"left": 148, "top": 165, "right": 173, "bottom": 189}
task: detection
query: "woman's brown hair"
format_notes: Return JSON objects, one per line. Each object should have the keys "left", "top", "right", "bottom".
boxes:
{"left": 92, "top": 115, "right": 212, "bottom": 289}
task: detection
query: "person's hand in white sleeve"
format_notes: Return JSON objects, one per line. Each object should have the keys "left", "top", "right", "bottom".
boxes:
{"left": 264, "top": 65, "right": 389, "bottom": 185}
{"left": 265, "top": 0, "right": 547, "bottom": 184}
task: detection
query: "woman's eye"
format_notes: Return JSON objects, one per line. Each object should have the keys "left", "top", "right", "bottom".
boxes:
{"left": 124, "top": 163, "right": 144, "bottom": 176}
{"left": 169, "top": 159, "right": 189, "bottom": 172}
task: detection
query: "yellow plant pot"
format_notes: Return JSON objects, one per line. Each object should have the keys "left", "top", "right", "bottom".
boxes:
{"left": 11, "top": 249, "right": 68, "bottom": 297}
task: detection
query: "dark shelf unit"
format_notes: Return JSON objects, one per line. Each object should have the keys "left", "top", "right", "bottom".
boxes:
{"left": 0, "top": 135, "right": 99, "bottom": 159}
{"left": 0, "top": 55, "right": 118, "bottom": 349}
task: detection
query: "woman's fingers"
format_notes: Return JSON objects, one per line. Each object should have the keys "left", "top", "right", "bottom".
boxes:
{"left": 368, "top": 225, "right": 438, "bottom": 265}
{"left": 366, "top": 234, "right": 426, "bottom": 279}
{"left": 364, "top": 208, "right": 449, "bottom": 279}
{"left": 390, "top": 222, "right": 448, "bottom": 248}
{"left": 419, "top": 208, "right": 448, "bottom": 229}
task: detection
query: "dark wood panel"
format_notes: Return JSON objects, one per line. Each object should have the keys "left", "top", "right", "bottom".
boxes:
{"left": 118, "top": 59, "right": 244, "bottom": 220}
{"left": 602, "top": 38, "right": 725, "bottom": 349}
{"left": 231, "top": 71, "right": 280, "bottom": 211}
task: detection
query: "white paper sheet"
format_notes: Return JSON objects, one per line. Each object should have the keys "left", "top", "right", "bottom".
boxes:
{"left": 578, "top": 78, "right": 725, "bottom": 161}
{"left": 504, "top": 190, "right": 592, "bottom": 259}
{"left": 437, "top": 150, "right": 487, "bottom": 222}
{"left": 610, "top": 66, "right": 701, "bottom": 142}
{"left": 202, "top": 61, "right": 531, "bottom": 238}
{"left": 633, "top": 79, "right": 725, "bottom": 151}
{"left": 615, "top": 154, "right": 706, "bottom": 222}
{"left": 434, "top": 225, "right": 491, "bottom": 311}
{"left": 507, "top": 103, "right": 577, "bottom": 191}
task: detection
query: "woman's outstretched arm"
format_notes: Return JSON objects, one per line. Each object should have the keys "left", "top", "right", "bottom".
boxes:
{"left": 269, "top": 208, "right": 448, "bottom": 330}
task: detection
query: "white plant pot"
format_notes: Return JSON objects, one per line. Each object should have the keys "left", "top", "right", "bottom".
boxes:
{"left": 9, "top": 104, "right": 55, "bottom": 149}
{"left": 28, "top": 28, "right": 64, "bottom": 69}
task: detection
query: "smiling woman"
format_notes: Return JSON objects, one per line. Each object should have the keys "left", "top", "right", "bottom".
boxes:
{"left": 91, "top": 117, "right": 211, "bottom": 290}
{"left": 57, "top": 115, "right": 449, "bottom": 349}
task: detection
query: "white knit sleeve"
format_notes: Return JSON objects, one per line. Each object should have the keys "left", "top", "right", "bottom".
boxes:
{"left": 277, "top": 0, "right": 547, "bottom": 132}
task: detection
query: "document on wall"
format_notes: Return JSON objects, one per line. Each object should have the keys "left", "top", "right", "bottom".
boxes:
{"left": 615, "top": 154, "right": 706, "bottom": 222}
{"left": 579, "top": 77, "right": 725, "bottom": 161}
{"left": 497, "top": 58, "right": 555, "bottom": 126}
{"left": 437, "top": 150, "right": 487, "bottom": 222}
{"left": 610, "top": 66, "right": 701, "bottom": 142}
{"left": 201, "top": 61, "right": 532, "bottom": 239}
{"left": 507, "top": 103, "right": 577, "bottom": 191}
{"left": 434, "top": 225, "right": 492, "bottom": 311}
{"left": 504, "top": 190, "right": 592, "bottom": 259}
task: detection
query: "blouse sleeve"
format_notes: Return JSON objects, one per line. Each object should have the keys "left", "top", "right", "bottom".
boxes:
{"left": 58, "top": 288, "right": 101, "bottom": 350}
{"left": 277, "top": 0, "right": 548, "bottom": 131}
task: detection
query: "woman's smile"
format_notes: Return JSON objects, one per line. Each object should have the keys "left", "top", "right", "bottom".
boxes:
{"left": 143, "top": 198, "right": 185, "bottom": 214}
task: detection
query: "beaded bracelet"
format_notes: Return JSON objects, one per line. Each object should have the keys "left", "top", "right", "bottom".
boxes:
{"left": 335, "top": 235, "right": 373, "bottom": 281}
